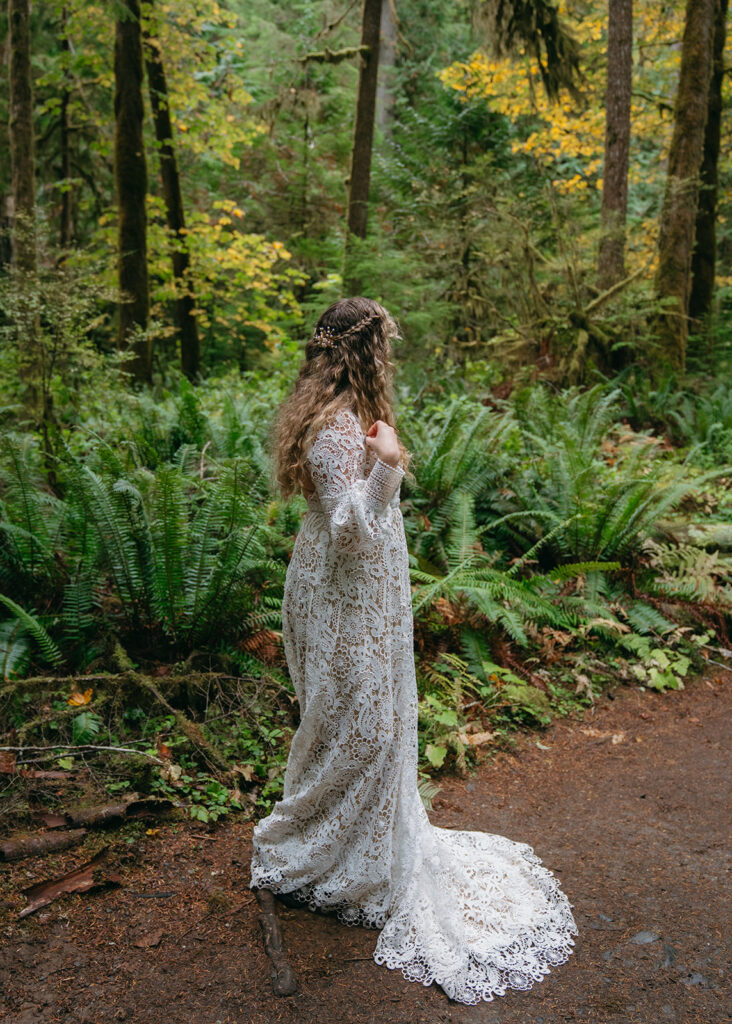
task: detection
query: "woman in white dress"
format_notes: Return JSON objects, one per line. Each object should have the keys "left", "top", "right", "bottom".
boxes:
{"left": 249, "top": 297, "right": 578, "bottom": 1004}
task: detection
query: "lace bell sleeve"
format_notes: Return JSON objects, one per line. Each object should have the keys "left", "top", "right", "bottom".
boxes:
{"left": 306, "top": 409, "right": 405, "bottom": 553}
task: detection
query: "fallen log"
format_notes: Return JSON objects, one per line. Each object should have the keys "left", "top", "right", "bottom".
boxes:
{"left": 64, "top": 795, "right": 175, "bottom": 828}
{"left": 1, "top": 828, "right": 87, "bottom": 862}
{"left": 2, "top": 796, "right": 176, "bottom": 862}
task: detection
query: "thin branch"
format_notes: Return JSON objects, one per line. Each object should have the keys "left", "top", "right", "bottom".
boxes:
{"left": 299, "top": 45, "right": 369, "bottom": 65}
{"left": 1, "top": 743, "right": 166, "bottom": 764}
{"left": 584, "top": 265, "right": 647, "bottom": 314}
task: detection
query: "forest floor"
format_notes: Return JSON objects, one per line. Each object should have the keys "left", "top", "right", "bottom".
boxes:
{"left": 1, "top": 667, "right": 729, "bottom": 1024}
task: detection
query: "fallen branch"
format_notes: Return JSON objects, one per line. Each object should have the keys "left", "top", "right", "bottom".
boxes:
{"left": 97, "top": 645, "right": 232, "bottom": 780}
{"left": 299, "top": 44, "right": 368, "bottom": 64}
{"left": 254, "top": 887, "right": 298, "bottom": 996}
{"left": 584, "top": 265, "right": 646, "bottom": 314}
{"left": 1, "top": 829, "right": 87, "bottom": 862}
{"left": 1, "top": 743, "right": 166, "bottom": 765}
{"left": 64, "top": 794, "right": 175, "bottom": 828}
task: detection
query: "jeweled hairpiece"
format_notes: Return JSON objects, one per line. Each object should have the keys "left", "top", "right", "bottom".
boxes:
{"left": 311, "top": 312, "right": 382, "bottom": 351}
{"left": 312, "top": 325, "right": 339, "bottom": 349}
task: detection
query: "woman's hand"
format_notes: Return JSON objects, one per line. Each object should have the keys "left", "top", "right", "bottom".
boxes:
{"left": 365, "top": 420, "right": 401, "bottom": 468}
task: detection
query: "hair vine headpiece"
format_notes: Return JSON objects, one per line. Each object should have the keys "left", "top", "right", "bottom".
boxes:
{"left": 311, "top": 312, "right": 382, "bottom": 351}
{"left": 312, "top": 325, "right": 338, "bottom": 349}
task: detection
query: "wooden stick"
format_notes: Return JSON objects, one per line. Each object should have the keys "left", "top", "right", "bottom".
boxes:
{"left": 1, "top": 743, "right": 165, "bottom": 764}
{"left": 253, "top": 887, "right": 298, "bottom": 996}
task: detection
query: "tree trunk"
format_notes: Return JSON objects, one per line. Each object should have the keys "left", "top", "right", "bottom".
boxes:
{"left": 688, "top": 0, "right": 728, "bottom": 325}
{"left": 59, "top": 4, "right": 74, "bottom": 251}
{"left": 0, "top": 195, "right": 12, "bottom": 269}
{"left": 346, "top": 0, "right": 382, "bottom": 241}
{"left": 653, "top": 0, "right": 716, "bottom": 373}
{"left": 8, "top": 0, "right": 44, "bottom": 427}
{"left": 142, "top": 5, "right": 200, "bottom": 380}
{"left": 376, "top": 0, "right": 397, "bottom": 134}
{"left": 597, "top": 0, "right": 632, "bottom": 289}
{"left": 114, "top": 0, "right": 151, "bottom": 384}
{"left": 8, "top": 0, "right": 36, "bottom": 274}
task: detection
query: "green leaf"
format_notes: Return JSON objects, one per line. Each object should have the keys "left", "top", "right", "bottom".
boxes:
{"left": 425, "top": 743, "right": 447, "bottom": 768}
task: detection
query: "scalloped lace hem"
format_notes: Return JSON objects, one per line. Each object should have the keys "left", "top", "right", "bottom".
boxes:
{"left": 249, "top": 868, "right": 391, "bottom": 929}
{"left": 374, "top": 915, "right": 578, "bottom": 1004}
{"left": 249, "top": 860, "right": 579, "bottom": 1005}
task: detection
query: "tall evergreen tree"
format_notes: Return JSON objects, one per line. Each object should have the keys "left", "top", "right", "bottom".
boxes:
{"left": 114, "top": 0, "right": 151, "bottom": 383}
{"left": 376, "top": 0, "right": 398, "bottom": 133}
{"left": 597, "top": 0, "right": 632, "bottom": 289}
{"left": 142, "top": 1, "right": 200, "bottom": 380}
{"left": 653, "top": 0, "right": 716, "bottom": 372}
{"left": 8, "top": 0, "right": 36, "bottom": 274}
{"left": 8, "top": 0, "right": 42, "bottom": 420}
{"left": 689, "top": 0, "right": 728, "bottom": 325}
{"left": 59, "top": 4, "right": 74, "bottom": 250}
{"left": 346, "top": 0, "right": 382, "bottom": 242}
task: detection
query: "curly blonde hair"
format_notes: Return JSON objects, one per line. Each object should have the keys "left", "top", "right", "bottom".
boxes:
{"left": 269, "top": 296, "right": 413, "bottom": 501}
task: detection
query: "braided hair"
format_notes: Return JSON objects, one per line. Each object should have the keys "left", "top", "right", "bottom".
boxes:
{"left": 311, "top": 312, "right": 383, "bottom": 351}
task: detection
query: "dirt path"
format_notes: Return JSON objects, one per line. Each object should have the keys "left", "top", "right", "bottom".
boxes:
{"left": 1, "top": 670, "right": 729, "bottom": 1024}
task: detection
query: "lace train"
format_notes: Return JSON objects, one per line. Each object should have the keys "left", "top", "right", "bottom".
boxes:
{"left": 251, "top": 787, "right": 577, "bottom": 1004}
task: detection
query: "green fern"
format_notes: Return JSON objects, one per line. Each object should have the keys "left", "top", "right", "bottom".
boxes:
{"left": 0, "top": 594, "right": 64, "bottom": 666}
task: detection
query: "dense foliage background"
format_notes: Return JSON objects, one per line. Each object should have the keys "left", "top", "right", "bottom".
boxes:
{"left": 1, "top": 0, "right": 730, "bottom": 825}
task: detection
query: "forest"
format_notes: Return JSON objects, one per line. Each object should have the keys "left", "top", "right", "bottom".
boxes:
{"left": 0, "top": 0, "right": 730, "bottom": 837}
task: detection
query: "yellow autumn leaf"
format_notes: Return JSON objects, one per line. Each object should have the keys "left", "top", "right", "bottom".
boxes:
{"left": 67, "top": 688, "right": 93, "bottom": 706}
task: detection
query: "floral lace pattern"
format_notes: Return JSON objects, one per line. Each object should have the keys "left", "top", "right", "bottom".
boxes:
{"left": 249, "top": 407, "right": 578, "bottom": 1003}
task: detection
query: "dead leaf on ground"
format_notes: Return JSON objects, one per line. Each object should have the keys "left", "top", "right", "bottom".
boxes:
{"left": 466, "top": 731, "right": 495, "bottom": 746}
{"left": 133, "top": 928, "right": 164, "bottom": 948}
{"left": 33, "top": 812, "right": 67, "bottom": 829}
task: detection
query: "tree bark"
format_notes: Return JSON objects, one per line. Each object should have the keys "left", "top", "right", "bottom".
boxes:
{"left": 376, "top": 0, "right": 397, "bottom": 134}
{"left": 114, "top": 0, "right": 152, "bottom": 384}
{"left": 142, "top": 5, "right": 200, "bottom": 380}
{"left": 688, "top": 0, "right": 728, "bottom": 325}
{"left": 597, "top": 0, "right": 632, "bottom": 289}
{"left": 8, "top": 0, "right": 36, "bottom": 274}
{"left": 8, "top": 0, "right": 45, "bottom": 427}
{"left": 653, "top": 0, "right": 716, "bottom": 373}
{"left": 346, "top": 0, "right": 382, "bottom": 241}
{"left": 59, "top": 5, "right": 74, "bottom": 251}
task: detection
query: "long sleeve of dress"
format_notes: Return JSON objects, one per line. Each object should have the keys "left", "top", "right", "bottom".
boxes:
{"left": 306, "top": 408, "right": 405, "bottom": 553}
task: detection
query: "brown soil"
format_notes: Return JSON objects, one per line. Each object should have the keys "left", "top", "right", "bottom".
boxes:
{"left": 1, "top": 670, "right": 729, "bottom": 1024}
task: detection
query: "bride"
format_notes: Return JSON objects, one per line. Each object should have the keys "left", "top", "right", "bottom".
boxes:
{"left": 249, "top": 296, "right": 578, "bottom": 1004}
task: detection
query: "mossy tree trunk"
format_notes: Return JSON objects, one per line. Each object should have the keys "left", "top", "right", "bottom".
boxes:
{"left": 142, "top": 2, "right": 200, "bottom": 380}
{"left": 8, "top": 0, "right": 35, "bottom": 276}
{"left": 114, "top": 0, "right": 151, "bottom": 384}
{"left": 376, "top": 0, "right": 397, "bottom": 134}
{"left": 346, "top": 0, "right": 382, "bottom": 254}
{"left": 59, "top": 4, "right": 74, "bottom": 251}
{"left": 8, "top": 0, "right": 42, "bottom": 420}
{"left": 597, "top": 0, "right": 632, "bottom": 290}
{"left": 652, "top": 0, "right": 716, "bottom": 373}
{"left": 688, "top": 0, "right": 728, "bottom": 326}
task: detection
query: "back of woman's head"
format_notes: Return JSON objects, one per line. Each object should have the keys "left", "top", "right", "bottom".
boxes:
{"left": 270, "top": 296, "right": 410, "bottom": 500}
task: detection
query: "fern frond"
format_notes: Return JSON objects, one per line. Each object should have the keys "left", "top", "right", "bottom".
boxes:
{"left": 0, "top": 593, "right": 64, "bottom": 666}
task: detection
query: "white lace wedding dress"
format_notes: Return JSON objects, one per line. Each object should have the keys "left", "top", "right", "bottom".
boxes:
{"left": 249, "top": 406, "right": 578, "bottom": 1004}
